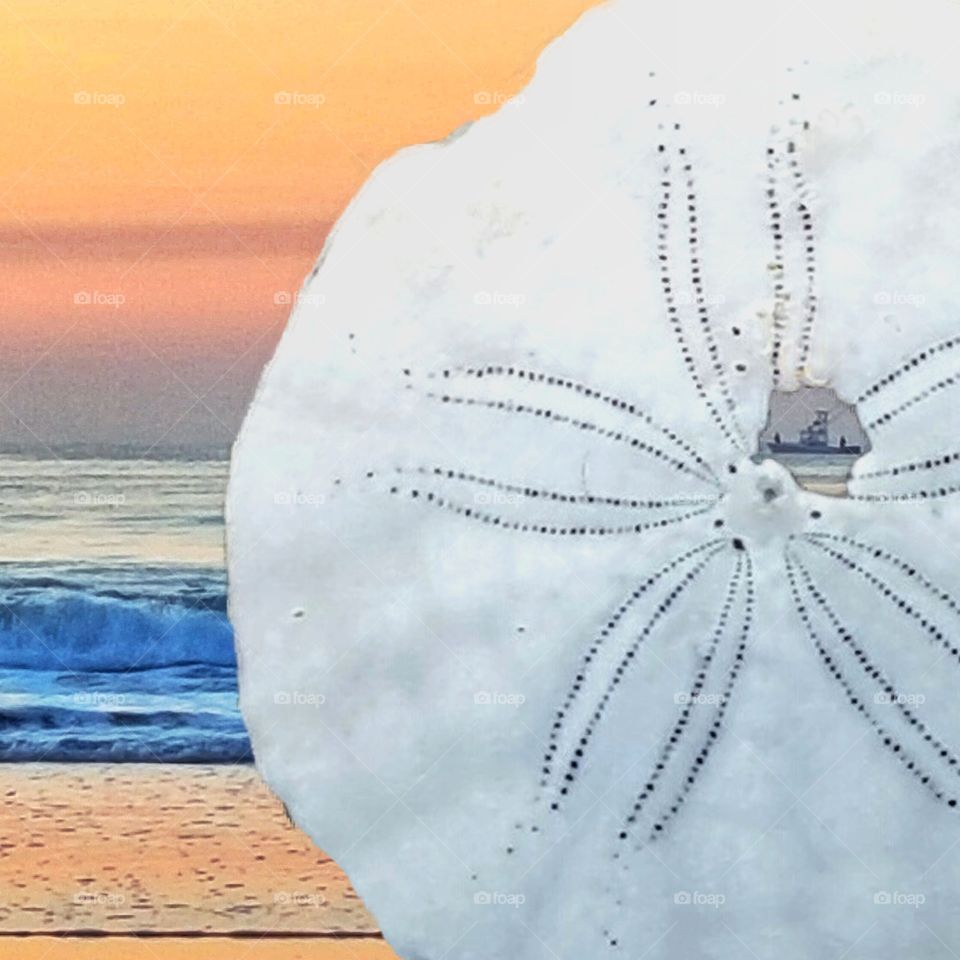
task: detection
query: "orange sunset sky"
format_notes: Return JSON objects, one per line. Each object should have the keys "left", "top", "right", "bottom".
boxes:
{"left": 0, "top": 0, "right": 599, "bottom": 453}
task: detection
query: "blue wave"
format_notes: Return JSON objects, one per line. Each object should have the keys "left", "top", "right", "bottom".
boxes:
{"left": 0, "top": 700, "right": 252, "bottom": 763}
{"left": 0, "top": 567, "right": 234, "bottom": 672}
{"left": 0, "top": 560, "right": 248, "bottom": 762}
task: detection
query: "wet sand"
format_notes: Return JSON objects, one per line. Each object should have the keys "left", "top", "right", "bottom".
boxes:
{"left": 11, "top": 937, "right": 396, "bottom": 960}
{"left": 802, "top": 480, "right": 848, "bottom": 497}
{"left": 10, "top": 939, "right": 397, "bottom": 960}
{"left": 0, "top": 764, "right": 394, "bottom": 958}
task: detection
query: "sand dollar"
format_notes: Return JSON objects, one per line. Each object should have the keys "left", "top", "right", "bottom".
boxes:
{"left": 228, "top": 0, "right": 960, "bottom": 955}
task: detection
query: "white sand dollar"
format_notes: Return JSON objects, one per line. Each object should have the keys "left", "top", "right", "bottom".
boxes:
{"left": 228, "top": 0, "right": 960, "bottom": 955}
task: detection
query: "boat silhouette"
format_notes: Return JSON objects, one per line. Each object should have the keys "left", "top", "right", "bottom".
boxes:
{"left": 767, "top": 409, "right": 862, "bottom": 455}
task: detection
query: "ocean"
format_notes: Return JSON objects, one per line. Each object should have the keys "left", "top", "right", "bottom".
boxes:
{"left": 0, "top": 456, "right": 249, "bottom": 762}
{"left": 765, "top": 452, "right": 856, "bottom": 481}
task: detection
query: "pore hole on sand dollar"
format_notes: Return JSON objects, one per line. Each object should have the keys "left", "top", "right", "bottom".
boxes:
{"left": 754, "top": 386, "right": 870, "bottom": 496}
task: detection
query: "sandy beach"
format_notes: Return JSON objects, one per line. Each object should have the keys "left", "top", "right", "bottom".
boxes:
{"left": 0, "top": 763, "right": 395, "bottom": 959}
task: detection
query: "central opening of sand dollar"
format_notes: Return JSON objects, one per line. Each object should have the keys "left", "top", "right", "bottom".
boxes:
{"left": 755, "top": 386, "right": 870, "bottom": 497}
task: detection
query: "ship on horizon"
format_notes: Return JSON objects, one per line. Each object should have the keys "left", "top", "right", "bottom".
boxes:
{"left": 767, "top": 409, "right": 862, "bottom": 456}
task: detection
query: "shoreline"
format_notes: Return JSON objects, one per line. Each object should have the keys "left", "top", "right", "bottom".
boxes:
{"left": 5, "top": 938, "right": 394, "bottom": 960}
